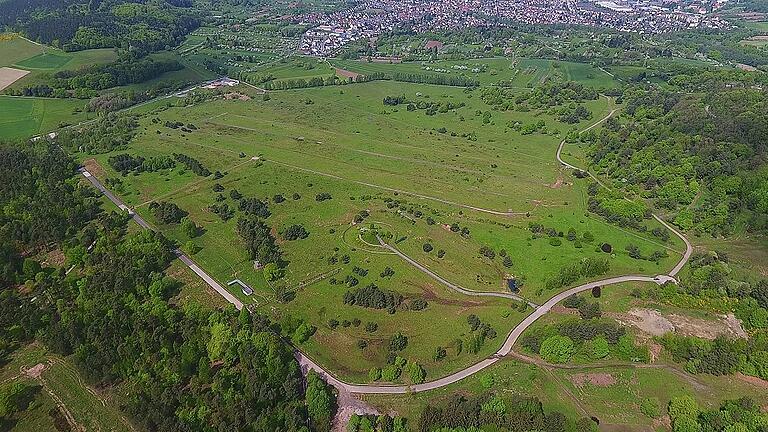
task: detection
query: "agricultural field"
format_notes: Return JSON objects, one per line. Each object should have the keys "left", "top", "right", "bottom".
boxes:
{"left": 0, "top": 33, "right": 118, "bottom": 90}
{"left": 77, "top": 78, "right": 683, "bottom": 382}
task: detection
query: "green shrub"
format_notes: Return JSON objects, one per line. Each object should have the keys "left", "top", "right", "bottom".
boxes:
{"left": 539, "top": 335, "right": 575, "bottom": 363}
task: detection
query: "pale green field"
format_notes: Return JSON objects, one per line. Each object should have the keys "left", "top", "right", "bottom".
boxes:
{"left": 0, "top": 95, "right": 93, "bottom": 140}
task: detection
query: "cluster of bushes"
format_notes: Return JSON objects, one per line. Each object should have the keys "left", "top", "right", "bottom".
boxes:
{"left": 556, "top": 103, "right": 591, "bottom": 124}
{"left": 562, "top": 294, "right": 603, "bottom": 319}
{"left": 530, "top": 223, "right": 595, "bottom": 249}
{"left": 208, "top": 203, "right": 234, "bottom": 221}
{"left": 239, "top": 196, "right": 271, "bottom": 218}
{"left": 508, "top": 119, "right": 548, "bottom": 135}
{"left": 465, "top": 314, "right": 497, "bottom": 354}
{"left": 173, "top": 153, "right": 210, "bottom": 177}
{"left": 315, "top": 192, "right": 332, "bottom": 202}
{"left": 659, "top": 333, "right": 768, "bottom": 379}
{"left": 521, "top": 317, "right": 648, "bottom": 364}
{"left": 368, "top": 356, "right": 426, "bottom": 384}
{"left": 666, "top": 396, "right": 767, "bottom": 432}
{"left": 149, "top": 201, "right": 187, "bottom": 224}
{"left": 343, "top": 284, "right": 403, "bottom": 313}
{"left": 418, "top": 393, "right": 598, "bottom": 432}
{"left": 625, "top": 243, "right": 669, "bottom": 262}
{"left": 236, "top": 217, "right": 281, "bottom": 265}
{"left": 57, "top": 113, "right": 137, "bottom": 154}
{"left": 281, "top": 224, "right": 309, "bottom": 241}
{"left": 516, "top": 81, "right": 599, "bottom": 109}
{"left": 544, "top": 258, "right": 610, "bottom": 290}
{"left": 359, "top": 71, "right": 479, "bottom": 88}
{"left": 587, "top": 183, "right": 650, "bottom": 229}
{"left": 347, "top": 414, "right": 408, "bottom": 432}
{"left": 108, "top": 153, "right": 176, "bottom": 175}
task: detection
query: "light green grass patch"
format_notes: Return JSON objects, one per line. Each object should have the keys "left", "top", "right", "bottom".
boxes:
{"left": 0, "top": 96, "right": 93, "bottom": 140}
{"left": 15, "top": 52, "right": 72, "bottom": 69}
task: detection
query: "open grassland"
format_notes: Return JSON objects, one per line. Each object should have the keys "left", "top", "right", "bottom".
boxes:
{"left": 744, "top": 21, "right": 768, "bottom": 32}
{"left": 0, "top": 95, "right": 93, "bottom": 140}
{"left": 0, "top": 343, "right": 132, "bottom": 432}
{"left": 330, "top": 57, "right": 619, "bottom": 88}
{"left": 0, "top": 34, "right": 46, "bottom": 67}
{"left": 80, "top": 80, "right": 684, "bottom": 381}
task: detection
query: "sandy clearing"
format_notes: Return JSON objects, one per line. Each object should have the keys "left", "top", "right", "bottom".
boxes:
{"left": 0, "top": 67, "right": 30, "bottom": 91}
{"left": 613, "top": 308, "right": 747, "bottom": 340}
{"left": 335, "top": 68, "right": 360, "bottom": 80}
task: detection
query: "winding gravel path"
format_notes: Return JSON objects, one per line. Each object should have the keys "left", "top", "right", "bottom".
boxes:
{"left": 78, "top": 95, "right": 693, "bottom": 396}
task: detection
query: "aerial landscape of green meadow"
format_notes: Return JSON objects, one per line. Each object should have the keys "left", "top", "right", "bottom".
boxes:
{"left": 2, "top": 0, "right": 768, "bottom": 430}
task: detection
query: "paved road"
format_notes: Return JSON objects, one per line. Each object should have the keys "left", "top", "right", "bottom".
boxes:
{"left": 80, "top": 168, "right": 245, "bottom": 310}
{"left": 77, "top": 96, "right": 693, "bottom": 396}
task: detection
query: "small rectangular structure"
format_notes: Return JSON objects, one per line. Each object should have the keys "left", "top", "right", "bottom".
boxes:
{"left": 227, "top": 278, "right": 253, "bottom": 296}
{"left": 0, "top": 67, "right": 30, "bottom": 91}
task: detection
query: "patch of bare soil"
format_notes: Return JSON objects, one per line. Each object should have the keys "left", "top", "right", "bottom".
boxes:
{"left": 548, "top": 175, "right": 565, "bottom": 189}
{"left": 43, "top": 248, "right": 66, "bottom": 267}
{"left": 82, "top": 158, "right": 106, "bottom": 179}
{"left": 648, "top": 342, "right": 663, "bottom": 363}
{"left": 613, "top": 308, "right": 747, "bottom": 340}
{"left": 23, "top": 363, "right": 46, "bottom": 379}
{"left": 569, "top": 372, "right": 616, "bottom": 387}
{"left": 335, "top": 68, "right": 360, "bottom": 80}
{"left": 333, "top": 393, "right": 380, "bottom": 432}
{"left": 0, "top": 67, "right": 29, "bottom": 91}
{"left": 223, "top": 92, "right": 251, "bottom": 101}
{"left": 551, "top": 305, "right": 578, "bottom": 315}
{"left": 735, "top": 373, "right": 768, "bottom": 389}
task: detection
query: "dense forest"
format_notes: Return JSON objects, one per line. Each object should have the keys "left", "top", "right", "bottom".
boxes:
{"left": 0, "top": 141, "right": 335, "bottom": 431}
{"left": 580, "top": 85, "right": 768, "bottom": 236}
{"left": 0, "top": 0, "right": 199, "bottom": 54}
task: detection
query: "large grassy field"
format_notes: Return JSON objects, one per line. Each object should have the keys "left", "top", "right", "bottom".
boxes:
{"left": 0, "top": 95, "right": 93, "bottom": 139}
{"left": 330, "top": 57, "right": 620, "bottom": 88}
{"left": 78, "top": 78, "right": 684, "bottom": 382}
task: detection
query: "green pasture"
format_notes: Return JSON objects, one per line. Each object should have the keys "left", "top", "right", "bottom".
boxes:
{"left": 744, "top": 21, "right": 768, "bottom": 32}
{"left": 79, "top": 79, "right": 685, "bottom": 379}
{"left": 15, "top": 52, "right": 72, "bottom": 69}
{"left": 0, "top": 34, "right": 45, "bottom": 67}
{"left": 0, "top": 96, "right": 93, "bottom": 140}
